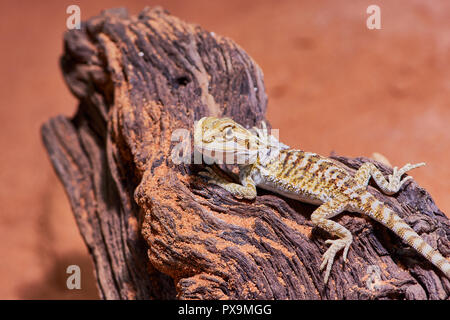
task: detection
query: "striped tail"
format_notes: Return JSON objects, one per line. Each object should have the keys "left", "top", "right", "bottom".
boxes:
{"left": 357, "top": 192, "right": 450, "bottom": 279}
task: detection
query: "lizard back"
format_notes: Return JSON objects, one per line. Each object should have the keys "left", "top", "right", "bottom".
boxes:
{"left": 252, "top": 149, "right": 354, "bottom": 204}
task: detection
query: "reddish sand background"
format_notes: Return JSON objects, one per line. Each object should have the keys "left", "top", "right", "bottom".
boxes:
{"left": 0, "top": 0, "right": 449, "bottom": 299}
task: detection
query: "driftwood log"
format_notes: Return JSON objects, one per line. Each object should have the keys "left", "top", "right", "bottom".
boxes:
{"left": 41, "top": 7, "right": 450, "bottom": 300}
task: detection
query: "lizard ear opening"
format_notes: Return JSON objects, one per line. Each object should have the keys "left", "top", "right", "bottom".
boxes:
{"left": 225, "top": 127, "right": 234, "bottom": 140}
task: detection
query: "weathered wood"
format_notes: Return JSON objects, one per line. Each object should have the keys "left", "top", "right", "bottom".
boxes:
{"left": 41, "top": 7, "right": 450, "bottom": 299}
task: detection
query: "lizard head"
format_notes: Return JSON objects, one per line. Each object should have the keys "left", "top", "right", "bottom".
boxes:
{"left": 194, "top": 116, "right": 260, "bottom": 164}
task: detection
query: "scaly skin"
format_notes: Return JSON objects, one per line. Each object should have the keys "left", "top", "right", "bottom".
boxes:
{"left": 193, "top": 116, "right": 450, "bottom": 284}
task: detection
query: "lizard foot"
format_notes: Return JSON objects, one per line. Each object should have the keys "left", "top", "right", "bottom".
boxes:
{"left": 198, "top": 167, "right": 225, "bottom": 184}
{"left": 320, "top": 238, "right": 351, "bottom": 284}
{"left": 198, "top": 167, "right": 256, "bottom": 200}
{"left": 386, "top": 162, "right": 425, "bottom": 193}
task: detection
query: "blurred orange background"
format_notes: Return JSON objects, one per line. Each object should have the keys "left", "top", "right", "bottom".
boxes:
{"left": 0, "top": 0, "right": 449, "bottom": 299}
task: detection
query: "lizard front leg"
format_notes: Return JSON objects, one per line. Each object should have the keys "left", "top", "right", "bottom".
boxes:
{"left": 311, "top": 199, "right": 352, "bottom": 284}
{"left": 199, "top": 167, "right": 257, "bottom": 200}
{"left": 354, "top": 162, "right": 425, "bottom": 195}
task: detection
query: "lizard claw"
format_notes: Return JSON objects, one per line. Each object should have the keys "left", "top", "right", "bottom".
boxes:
{"left": 198, "top": 167, "right": 214, "bottom": 178}
{"left": 397, "top": 162, "right": 426, "bottom": 176}
{"left": 199, "top": 167, "right": 223, "bottom": 183}
{"left": 399, "top": 175, "right": 413, "bottom": 188}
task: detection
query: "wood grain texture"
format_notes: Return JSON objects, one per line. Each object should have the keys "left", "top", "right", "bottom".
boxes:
{"left": 41, "top": 7, "right": 450, "bottom": 299}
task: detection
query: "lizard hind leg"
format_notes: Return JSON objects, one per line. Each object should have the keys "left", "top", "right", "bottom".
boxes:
{"left": 311, "top": 200, "right": 352, "bottom": 284}
{"left": 354, "top": 162, "right": 425, "bottom": 195}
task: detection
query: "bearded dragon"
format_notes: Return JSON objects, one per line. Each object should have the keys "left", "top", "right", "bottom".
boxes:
{"left": 193, "top": 116, "right": 450, "bottom": 284}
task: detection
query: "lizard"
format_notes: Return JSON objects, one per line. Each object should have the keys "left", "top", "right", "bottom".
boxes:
{"left": 193, "top": 116, "right": 450, "bottom": 284}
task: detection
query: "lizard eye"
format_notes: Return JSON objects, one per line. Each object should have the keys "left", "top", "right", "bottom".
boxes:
{"left": 225, "top": 127, "right": 234, "bottom": 140}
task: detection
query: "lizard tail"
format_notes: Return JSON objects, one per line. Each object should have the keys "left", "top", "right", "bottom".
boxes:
{"left": 356, "top": 192, "right": 450, "bottom": 279}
